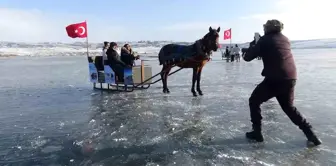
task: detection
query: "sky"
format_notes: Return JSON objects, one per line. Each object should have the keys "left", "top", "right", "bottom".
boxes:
{"left": 0, "top": 0, "right": 335, "bottom": 43}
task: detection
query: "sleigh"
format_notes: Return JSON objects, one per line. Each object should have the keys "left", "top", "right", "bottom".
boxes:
{"left": 88, "top": 57, "right": 153, "bottom": 92}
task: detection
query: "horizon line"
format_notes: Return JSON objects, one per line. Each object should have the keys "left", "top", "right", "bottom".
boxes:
{"left": 1, "top": 37, "right": 336, "bottom": 45}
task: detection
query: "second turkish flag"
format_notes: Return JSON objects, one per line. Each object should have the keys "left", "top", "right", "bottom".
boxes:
{"left": 223, "top": 28, "right": 231, "bottom": 40}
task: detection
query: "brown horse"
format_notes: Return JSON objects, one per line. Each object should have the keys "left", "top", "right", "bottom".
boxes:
{"left": 158, "top": 26, "right": 220, "bottom": 96}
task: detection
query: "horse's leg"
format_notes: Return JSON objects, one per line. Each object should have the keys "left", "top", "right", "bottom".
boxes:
{"left": 196, "top": 65, "right": 204, "bottom": 95}
{"left": 161, "top": 65, "right": 168, "bottom": 93}
{"left": 191, "top": 67, "right": 198, "bottom": 97}
{"left": 163, "top": 66, "right": 172, "bottom": 93}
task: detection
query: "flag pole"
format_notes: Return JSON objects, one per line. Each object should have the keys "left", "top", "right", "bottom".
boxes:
{"left": 230, "top": 28, "right": 232, "bottom": 47}
{"left": 85, "top": 20, "right": 89, "bottom": 57}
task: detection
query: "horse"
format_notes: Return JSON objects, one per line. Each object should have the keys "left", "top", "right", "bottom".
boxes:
{"left": 158, "top": 26, "right": 220, "bottom": 97}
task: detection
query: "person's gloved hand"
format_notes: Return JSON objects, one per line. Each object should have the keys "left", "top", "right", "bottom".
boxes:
{"left": 249, "top": 40, "right": 255, "bottom": 47}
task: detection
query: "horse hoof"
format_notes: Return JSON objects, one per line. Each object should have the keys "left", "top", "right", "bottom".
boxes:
{"left": 163, "top": 89, "right": 170, "bottom": 93}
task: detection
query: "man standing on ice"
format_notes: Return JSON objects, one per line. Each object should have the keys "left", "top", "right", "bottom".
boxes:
{"left": 243, "top": 19, "right": 322, "bottom": 146}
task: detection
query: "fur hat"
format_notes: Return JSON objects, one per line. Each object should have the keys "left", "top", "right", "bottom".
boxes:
{"left": 263, "top": 19, "right": 284, "bottom": 34}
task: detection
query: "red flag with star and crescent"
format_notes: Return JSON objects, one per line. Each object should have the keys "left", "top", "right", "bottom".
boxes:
{"left": 65, "top": 21, "right": 88, "bottom": 38}
{"left": 223, "top": 28, "right": 231, "bottom": 40}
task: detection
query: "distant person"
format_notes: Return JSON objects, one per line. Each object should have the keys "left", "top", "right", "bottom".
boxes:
{"left": 102, "top": 41, "right": 109, "bottom": 65}
{"left": 243, "top": 19, "right": 321, "bottom": 146}
{"left": 94, "top": 41, "right": 109, "bottom": 71}
{"left": 230, "top": 46, "right": 235, "bottom": 62}
{"left": 120, "top": 44, "right": 140, "bottom": 66}
{"left": 225, "top": 46, "right": 230, "bottom": 62}
{"left": 232, "top": 44, "right": 241, "bottom": 62}
{"left": 106, "top": 42, "right": 130, "bottom": 81}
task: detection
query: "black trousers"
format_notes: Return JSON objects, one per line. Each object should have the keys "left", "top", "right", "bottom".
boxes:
{"left": 249, "top": 78, "right": 310, "bottom": 130}
{"left": 110, "top": 64, "right": 124, "bottom": 81}
{"left": 230, "top": 55, "right": 235, "bottom": 62}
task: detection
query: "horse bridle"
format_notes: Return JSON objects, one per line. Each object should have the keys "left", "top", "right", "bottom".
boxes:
{"left": 200, "top": 33, "right": 216, "bottom": 56}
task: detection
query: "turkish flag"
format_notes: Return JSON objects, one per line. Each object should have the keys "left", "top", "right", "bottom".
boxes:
{"left": 65, "top": 21, "right": 88, "bottom": 38}
{"left": 223, "top": 28, "right": 231, "bottom": 40}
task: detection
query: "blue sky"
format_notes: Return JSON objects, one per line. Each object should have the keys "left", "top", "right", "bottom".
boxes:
{"left": 0, "top": 0, "right": 335, "bottom": 43}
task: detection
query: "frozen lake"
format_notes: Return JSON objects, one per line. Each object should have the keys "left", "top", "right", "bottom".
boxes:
{"left": 0, "top": 49, "right": 336, "bottom": 165}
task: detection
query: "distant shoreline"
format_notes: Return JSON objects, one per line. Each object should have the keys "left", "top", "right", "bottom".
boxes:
{"left": 1, "top": 38, "right": 336, "bottom": 57}
{"left": 1, "top": 38, "right": 336, "bottom": 45}
{"left": 0, "top": 53, "right": 18, "bottom": 57}
{"left": 1, "top": 47, "right": 335, "bottom": 59}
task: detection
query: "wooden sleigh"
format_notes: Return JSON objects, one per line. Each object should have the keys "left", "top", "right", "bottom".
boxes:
{"left": 88, "top": 57, "right": 153, "bottom": 92}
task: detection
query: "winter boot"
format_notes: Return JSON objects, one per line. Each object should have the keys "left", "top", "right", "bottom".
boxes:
{"left": 301, "top": 127, "right": 322, "bottom": 146}
{"left": 246, "top": 125, "right": 264, "bottom": 142}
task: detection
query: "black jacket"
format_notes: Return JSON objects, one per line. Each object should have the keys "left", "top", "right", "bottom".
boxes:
{"left": 106, "top": 48, "right": 126, "bottom": 67}
{"left": 243, "top": 32, "right": 297, "bottom": 79}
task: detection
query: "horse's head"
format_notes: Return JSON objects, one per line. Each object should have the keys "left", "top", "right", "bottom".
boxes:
{"left": 202, "top": 26, "right": 220, "bottom": 52}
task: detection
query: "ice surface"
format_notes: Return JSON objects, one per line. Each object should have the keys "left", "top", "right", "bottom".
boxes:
{"left": 0, "top": 49, "right": 335, "bottom": 165}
